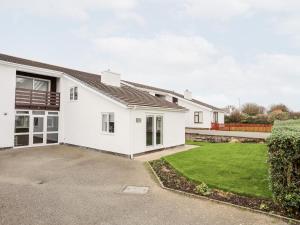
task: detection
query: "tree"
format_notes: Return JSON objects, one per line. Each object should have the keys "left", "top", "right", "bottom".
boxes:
{"left": 225, "top": 110, "right": 243, "bottom": 123}
{"left": 241, "top": 103, "right": 265, "bottom": 116}
{"left": 269, "top": 104, "right": 289, "bottom": 113}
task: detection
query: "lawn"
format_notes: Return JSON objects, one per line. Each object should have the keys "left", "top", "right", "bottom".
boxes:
{"left": 163, "top": 141, "right": 272, "bottom": 198}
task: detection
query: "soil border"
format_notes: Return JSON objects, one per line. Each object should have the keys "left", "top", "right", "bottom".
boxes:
{"left": 147, "top": 161, "right": 300, "bottom": 225}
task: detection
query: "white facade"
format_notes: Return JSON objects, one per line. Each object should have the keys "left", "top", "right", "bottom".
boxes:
{"left": 0, "top": 64, "right": 16, "bottom": 148}
{"left": 0, "top": 61, "right": 185, "bottom": 157}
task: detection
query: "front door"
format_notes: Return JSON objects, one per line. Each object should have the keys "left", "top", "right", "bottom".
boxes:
{"left": 32, "top": 114, "right": 45, "bottom": 145}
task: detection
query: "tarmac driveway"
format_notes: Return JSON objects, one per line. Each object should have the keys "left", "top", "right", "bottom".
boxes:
{"left": 0, "top": 145, "right": 286, "bottom": 225}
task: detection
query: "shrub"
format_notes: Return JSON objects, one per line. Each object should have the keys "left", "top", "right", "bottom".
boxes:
{"left": 267, "top": 120, "right": 300, "bottom": 216}
{"left": 242, "top": 103, "right": 265, "bottom": 116}
{"left": 269, "top": 104, "right": 290, "bottom": 113}
{"left": 195, "top": 182, "right": 210, "bottom": 196}
{"left": 268, "top": 111, "right": 289, "bottom": 123}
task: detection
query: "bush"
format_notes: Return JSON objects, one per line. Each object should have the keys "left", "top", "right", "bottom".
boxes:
{"left": 267, "top": 120, "right": 300, "bottom": 216}
{"left": 268, "top": 111, "right": 289, "bottom": 123}
{"left": 195, "top": 182, "right": 210, "bottom": 196}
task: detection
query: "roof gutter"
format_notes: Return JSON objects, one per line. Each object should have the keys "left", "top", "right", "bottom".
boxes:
{"left": 127, "top": 105, "right": 187, "bottom": 112}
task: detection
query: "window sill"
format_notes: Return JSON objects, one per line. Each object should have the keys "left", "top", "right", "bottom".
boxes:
{"left": 101, "top": 132, "right": 115, "bottom": 136}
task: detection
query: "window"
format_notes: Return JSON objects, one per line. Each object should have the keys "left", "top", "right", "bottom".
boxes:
{"left": 74, "top": 87, "right": 78, "bottom": 100}
{"left": 213, "top": 112, "right": 219, "bottom": 123}
{"left": 70, "top": 87, "right": 78, "bottom": 101}
{"left": 155, "top": 94, "right": 166, "bottom": 99}
{"left": 70, "top": 87, "right": 74, "bottom": 100}
{"left": 16, "top": 76, "right": 49, "bottom": 91}
{"left": 102, "top": 113, "right": 115, "bottom": 133}
{"left": 194, "top": 111, "right": 203, "bottom": 124}
{"left": 172, "top": 97, "right": 178, "bottom": 104}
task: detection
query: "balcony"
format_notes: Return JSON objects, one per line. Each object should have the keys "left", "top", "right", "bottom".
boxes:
{"left": 15, "top": 88, "right": 60, "bottom": 111}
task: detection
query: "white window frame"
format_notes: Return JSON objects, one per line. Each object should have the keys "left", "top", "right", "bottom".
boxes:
{"left": 146, "top": 114, "right": 164, "bottom": 148}
{"left": 101, "top": 112, "right": 115, "bottom": 134}
{"left": 194, "top": 111, "right": 203, "bottom": 124}
{"left": 16, "top": 75, "right": 51, "bottom": 91}
{"left": 70, "top": 86, "right": 78, "bottom": 101}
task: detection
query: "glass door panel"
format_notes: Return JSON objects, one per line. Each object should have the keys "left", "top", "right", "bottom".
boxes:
{"left": 33, "top": 116, "right": 44, "bottom": 144}
{"left": 146, "top": 116, "right": 154, "bottom": 146}
{"left": 156, "top": 116, "right": 163, "bottom": 145}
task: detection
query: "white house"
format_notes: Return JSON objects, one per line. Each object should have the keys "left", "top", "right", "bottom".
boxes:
{"left": 123, "top": 81, "right": 225, "bottom": 129}
{"left": 0, "top": 53, "right": 186, "bottom": 158}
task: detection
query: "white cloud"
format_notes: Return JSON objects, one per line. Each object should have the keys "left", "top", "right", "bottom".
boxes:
{"left": 1, "top": 0, "right": 138, "bottom": 20}
{"left": 184, "top": 0, "right": 300, "bottom": 21}
{"left": 92, "top": 34, "right": 300, "bottom": 110}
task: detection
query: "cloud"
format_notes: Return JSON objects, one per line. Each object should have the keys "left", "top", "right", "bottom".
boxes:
{"left": 92, "top": 34, "right": 300, "bottom": 110}
{"left": 183, "top": 0, "right": 300, "bottom": 21}
{"left": 1, "top": 0, "right": 138, "bottom": 20}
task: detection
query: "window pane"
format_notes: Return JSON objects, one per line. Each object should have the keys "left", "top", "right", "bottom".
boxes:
{"left": 15, "top": 116, "right": 29, "bottom": 133}
{"left": 109, "top": 113, "right": 114, "bottom": 133}
{"left": 16, "top": 77, "right": 33, "bottom": 89}
{"left": 14, "top": 135, "right": 29, "bottom": 147}
{"left": 156, "top": 116, "right": 163, "bottom": 145}
{"left": 47, "top": 133, "right": 58, "bottom": 144}
{"left": 34, "top": 117, "right": 44, "bottom": 132}
{"left": 102, "top": 114, "right": 108, "bottom": 132}
{"left": 48, "top": 112, "right": 58, "bottom": 115}
{"left": 34, "top": 80, "right": 49, "bottom": 91}
{"left": 74, "top": 87, "right": 78, "bottom": 100}
{"left": 199, "top": 112, "right": 203, "bottom": 123}
{"left": 70, "top": 88, "right": 74, "bottom": 100}
{"left": 47, "top": 116, "right": 59, "bottom": 132}
{"left": 146, "top": 116, "right": 154, "bottom": 146}
{"left": 16, "top": 111, "right": 29, "bottom": 114}
{"left": 33, "top": 111, "right": 45, "bottom": 115}
{"left": 33, "top": 134, "right": 43, "bottom": 144}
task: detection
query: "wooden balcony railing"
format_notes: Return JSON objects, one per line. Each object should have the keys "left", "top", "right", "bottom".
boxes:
{"left": 15, "top": 88, "right": 60, "bottom": 110}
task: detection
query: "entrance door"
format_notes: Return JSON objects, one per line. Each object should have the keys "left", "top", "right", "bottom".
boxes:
{"left": 32, "top": 114, "right": 45, "bottom": 145}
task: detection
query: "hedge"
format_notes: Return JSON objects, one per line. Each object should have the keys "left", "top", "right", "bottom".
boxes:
{"left": 267, "top": 120, "right": 300, "bottom": 216}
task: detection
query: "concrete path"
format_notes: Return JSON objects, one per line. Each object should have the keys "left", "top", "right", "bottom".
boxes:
{"left": 135, "top": 145, "right": 196, "bottom": 161}
{"left": 186, "top": 129, "right": 271, "bottom": 139}
{"left": 0, "top": 146, "right": 287, "bottom": 225}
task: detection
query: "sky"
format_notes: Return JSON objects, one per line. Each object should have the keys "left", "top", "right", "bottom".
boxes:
{"left": 0, "top": 0, "right": 300, "bottom": 111}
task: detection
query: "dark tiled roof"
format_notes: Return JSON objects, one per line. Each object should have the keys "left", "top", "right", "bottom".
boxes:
{"left": 0, "top": 53, "right": 184, "bottom": 110}
{"left": 123, "top": 80, "right": 222, "bottom": 111}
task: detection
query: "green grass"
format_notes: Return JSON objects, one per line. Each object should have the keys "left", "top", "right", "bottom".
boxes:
{"left": 163, "top": 141, "right": 272, "bottom": 198}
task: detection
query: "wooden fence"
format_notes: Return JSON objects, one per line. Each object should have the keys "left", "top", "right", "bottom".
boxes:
{"left": 211, "top": 123, "right": 272, "bottom": 133}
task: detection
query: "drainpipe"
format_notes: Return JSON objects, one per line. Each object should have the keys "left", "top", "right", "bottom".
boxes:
{"left": 130, "top": 105, "right": 137, "bottom": 160}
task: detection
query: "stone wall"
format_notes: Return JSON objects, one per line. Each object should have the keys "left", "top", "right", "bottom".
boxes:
{"left": 185, "top": 133, "right": 265, "bottom": 143}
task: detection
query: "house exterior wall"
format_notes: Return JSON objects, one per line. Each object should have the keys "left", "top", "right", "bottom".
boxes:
{"left": 61, "top": 76, "right": 185, "bottom": 155}
{"left": 0, "top": 64, "right": 16, "bottom": 148}
{"left": 61, "top": 76, "right": 132, "bottom": 155}
{"left": 177, "top": 98, "right": 213, "bottom": 129}
{"left": 129, "top": 108, "right": 185, "bottom": 155}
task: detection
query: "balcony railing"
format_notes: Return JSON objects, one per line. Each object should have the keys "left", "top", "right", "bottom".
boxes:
{"left": 15, "top": 88, "right": 60, "bottom": 110}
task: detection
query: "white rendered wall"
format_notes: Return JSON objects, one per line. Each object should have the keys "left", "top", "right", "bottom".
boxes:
{"left": 177, "top": 99, "right": 213, "bottom": 129}
{"left": 129, "top": 108, "right": 185, "bottom": 154}
{"left": 0, "top": 64, "right": 16, "bottom": 148}
{"left": 61, "top": 76, "right": 132, "bottom": 155}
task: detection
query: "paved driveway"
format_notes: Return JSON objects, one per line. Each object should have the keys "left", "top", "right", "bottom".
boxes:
{"left": 0, "top": 145, "right": 286, "bottom": 225}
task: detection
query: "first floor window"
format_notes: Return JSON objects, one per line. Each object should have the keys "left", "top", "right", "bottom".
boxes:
{"left": 70, "top": 87, "right": 78, "bottom": 101}
{"left": 102, "top": 113, "right": 115, "bottom": 133}
{"left": 213, "top": 112, "right": 218, "bottom": 123}
{"left": 70, "top": 87, "right": 74, "bottom": 100}
{"left": 194, "top": 111, "right": 203, "bottom": 124}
